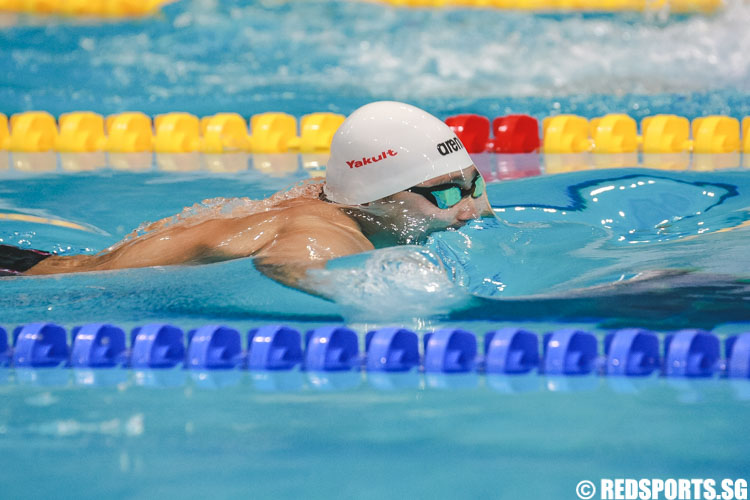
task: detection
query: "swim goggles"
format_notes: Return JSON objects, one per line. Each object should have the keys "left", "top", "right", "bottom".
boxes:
{"left": 406, "top": 171, "right": 486, "bottom": 209}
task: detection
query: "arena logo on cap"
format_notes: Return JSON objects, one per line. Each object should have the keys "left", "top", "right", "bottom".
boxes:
{"left": 437, "top": 137, "right": 465, "bottom": 156}
{"left": 346, "top": 149, "right": 398, "bottom": 168}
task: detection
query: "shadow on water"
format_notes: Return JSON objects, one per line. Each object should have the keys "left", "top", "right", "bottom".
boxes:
{"left": 456, "top": 270, "right": 750, "bottom": 329}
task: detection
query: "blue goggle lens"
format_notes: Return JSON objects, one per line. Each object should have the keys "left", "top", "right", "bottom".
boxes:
{"left": 432, "top": 187, "right": 463, "bottom": 209}
{"left": 472, "top": 175, "right": 485, "bottom": 199}
{"left": 429, "top": 175, "right": 485, "bottom": 209}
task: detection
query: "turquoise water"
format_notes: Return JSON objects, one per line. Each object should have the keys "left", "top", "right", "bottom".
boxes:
{"left": 2, "top": 161, "right": 750, "bottom": 327}
{"left": 2, "top": 0, "right": 750, "bottom": 498}
{"left": 1, "top": 370, "right": 748, "bottom": 499}
{"left": 2, "top": 162, "right": 750, "bottom": 498}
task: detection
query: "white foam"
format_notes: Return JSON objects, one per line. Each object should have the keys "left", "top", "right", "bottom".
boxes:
{"left": 73, "top": 0, "right": 750, "bottom": 104}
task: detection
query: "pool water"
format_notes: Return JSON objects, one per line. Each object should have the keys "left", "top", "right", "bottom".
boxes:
{"left": 2, "top": 160, "right": 750, "bottom": 499}
{"left": 2, "top": 0, "right": 750, "bottom": 498}
{"left": 1, "top": 370, "right": 748, "bottom": 499}
{"left": 2, "top": 162, "right": 749, "bottom": 328}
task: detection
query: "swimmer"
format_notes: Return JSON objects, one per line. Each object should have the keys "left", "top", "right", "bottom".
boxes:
{"left": 2, "top": 101, "right": 494, "bottom": 295}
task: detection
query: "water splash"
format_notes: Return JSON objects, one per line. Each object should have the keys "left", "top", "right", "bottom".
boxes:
{"left": 308, "top": 246, "right": 471, "bottom": 321}
{"left": 111, "top": 178, "right": 324, "bottom": 251}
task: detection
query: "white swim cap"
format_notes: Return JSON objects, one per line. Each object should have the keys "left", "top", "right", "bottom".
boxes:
{"left": 324, "top": 101, "right": 474, "bottom": 205}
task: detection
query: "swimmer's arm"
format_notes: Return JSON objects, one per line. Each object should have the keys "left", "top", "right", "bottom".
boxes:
{"left": 25, "top": 219, "right": 240, "bottom": 275}
{"left": 254, "top": 221, "right": 374, "bottom": 298}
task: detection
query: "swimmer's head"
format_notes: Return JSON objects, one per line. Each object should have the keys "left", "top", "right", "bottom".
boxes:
{"left": 324, "top": 101, "right": 475, "bottom": 206}
{"left": 364, "top": 163, "right": 491, "bottom": 244}
{"left": 323, "top": 102, "right": 493, "bottom": 245}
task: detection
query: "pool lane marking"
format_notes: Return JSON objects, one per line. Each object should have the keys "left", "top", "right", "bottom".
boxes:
{"left": 0, "top": 213, "right": 97, "bottom": 233}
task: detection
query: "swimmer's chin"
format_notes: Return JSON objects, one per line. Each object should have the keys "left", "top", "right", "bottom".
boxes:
{"left": 448, "top": 214, "right": 496, "bottom": 231}
{"left": 408, "top": 223, "right": 467, "bottom": 242}
{"left": 390, "top": 219, "right": 477, "bottom": 245}
{"left": 446, "top": 221, "right": 471, "bottom": 231}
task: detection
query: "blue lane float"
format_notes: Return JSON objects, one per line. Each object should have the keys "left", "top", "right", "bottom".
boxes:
{"left": 725, "top": 333, "right": 750, "bottom": 378}
{"left": 71, "top": 323, "right": 127, "bottom": 368}
{"left": 0, "top": 321, "right": 739, "bottom": 381}
{"left": 187, "top": 325, "right": 243, "bottom": 369}
{"left": 484, "top": 327, "right": 539, "bottom": 374}
{"left": 604, "top": 328, "right": 660, "bottom": 376}
{"left": 664, "top": 329, "right": 720, "bottom": 377}
{"left": 0, "top": 326, "right": 9, "bottom": 366}
{"left": 365, "top": 327, "right": 420, "bottom": 372}
{"left": 130, "top": 323, "right": 185, "bottom": 369}
{"left": 423, "top": 329, "right": 477, "bottom": 373}
{"left": 542, "top": 329, "right": 597, "bottom": 375}
{"left": 304, "top": 326, "right": 359, "bottom": 371}
{"left": 247, "top": 325, "right": 302, "bottom": 370}
{"left": 12, "top": 322, "right": 69, "bottom": 367}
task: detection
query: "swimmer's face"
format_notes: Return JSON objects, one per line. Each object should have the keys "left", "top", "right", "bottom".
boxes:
{"left": 368, "top": 165, "right": 494, "bottom": 244}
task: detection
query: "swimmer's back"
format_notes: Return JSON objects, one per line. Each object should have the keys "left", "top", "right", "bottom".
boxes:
{"left": 26, "top": 197, "right": 371, "bottom": 275}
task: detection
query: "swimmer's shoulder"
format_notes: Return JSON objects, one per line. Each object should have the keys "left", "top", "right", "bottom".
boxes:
{"left": 271, "top": 197, "right": 363, "bottom": 232}
{"left": 219, "top": 195, "right": 371, "bottom": 258}
{"left": 253, "top": 198, "right": 373, "bottom": 257}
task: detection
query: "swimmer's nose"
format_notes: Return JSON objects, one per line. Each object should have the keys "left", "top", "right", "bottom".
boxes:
{"left": 456, "top": 198, "right": 480, "bottom": 221}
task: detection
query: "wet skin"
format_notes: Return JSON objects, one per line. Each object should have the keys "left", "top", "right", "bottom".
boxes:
{"left": 25, "top": 165, "right": 494, "bottom": 293}
{"left": 358, "top": 165, "right": 492, "bottom": 247}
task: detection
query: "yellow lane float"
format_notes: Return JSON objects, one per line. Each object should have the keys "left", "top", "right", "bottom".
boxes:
{"left": 249, "top": 112, "right": 297, "bottom": 154}
{"left": 1, "top": 110, "right": 748, "bottom": 156}
{"left": 201, "top": 113, "right": 251, "bottom": 153}
{"left": 0, "top": 0, "right": 173, "bottom": 17}
{"left": 0, "top": 113, "right": 8, "bottom": 150}
{"left": 692, "top": 116, "right": 740, "bottom": 154}
{"left": 154, "top": 112, "right": 200, "bottom": 153}
{"left": 590, "top": 114, "right": 638, "bottom": 154}
{"left": 57, "top": 112, "right": 106, "bottom": 152}
{"left": 8, "top": 111, "right": 57, "bottom": 152}
{"left": 106, "top": 112, "right": 153, "bottom": 153}
{"left": 369, "top": 0, "right": 721, "bottom": 13}
{"left": 641, "top": 115, "right": 691, "bottom": 153}
{"left": 542, "top": 115, "right": 590, "bottom": 153}
{"left": 288, "top": 113, "right": 346, "bottom": 153}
